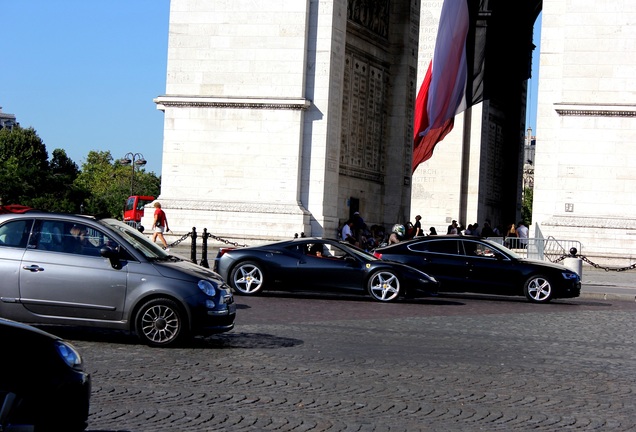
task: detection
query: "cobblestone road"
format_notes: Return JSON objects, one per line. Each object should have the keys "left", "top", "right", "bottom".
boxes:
{"left": 62, "top": 294, "right": 636, "bottom": 432}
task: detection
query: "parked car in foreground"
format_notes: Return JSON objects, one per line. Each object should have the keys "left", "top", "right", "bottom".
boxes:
{"left": 373, "top": 235, "right": 581, "bottom": 303}
{"left": 0, "top": 211, "right": 236, "bottom": 347}
{"left": 0, "top": 317, "right": 91, "bottom": 431}
{"left": 216, "top": 237, "right": 438, "bottom": 302}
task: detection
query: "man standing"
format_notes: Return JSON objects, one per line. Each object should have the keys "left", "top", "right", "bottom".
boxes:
{"left": 516, "top": 221, "right": 529, "bottom": 248}
{"left": 413, "top": 215, "right": 423, "bottom": 237}
{"left": 447, "top": 220, "right": 458, "bottom": 234}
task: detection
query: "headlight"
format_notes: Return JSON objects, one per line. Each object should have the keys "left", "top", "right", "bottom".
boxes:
{"left": 55, "top": 341, "right": 83, "bottom": 369}
{"left": 198, "top": 280, "right": 217, "bottom": 296}
{"left": 562, "top": 272, "right": 579, "bottom": 280}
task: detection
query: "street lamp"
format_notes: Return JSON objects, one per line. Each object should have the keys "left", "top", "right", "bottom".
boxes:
{"left": 119, "top": 152, "right": 147, "bottom": 196}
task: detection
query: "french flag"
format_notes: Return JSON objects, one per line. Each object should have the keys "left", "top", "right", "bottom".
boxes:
{"left": 412, "top": 0, "right": 485, "bottom": 172}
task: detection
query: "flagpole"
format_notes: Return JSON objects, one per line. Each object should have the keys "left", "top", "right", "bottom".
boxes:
{"left": 459, "top": 107, "right": 472, "bottom": 226}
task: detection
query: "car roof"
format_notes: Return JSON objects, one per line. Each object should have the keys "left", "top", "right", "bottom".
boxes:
{"left": 0, "top": 211, "right": 98, "bottom": 222}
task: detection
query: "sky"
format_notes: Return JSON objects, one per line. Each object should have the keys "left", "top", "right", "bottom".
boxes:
{"left": 526, "top": 12, "right": 542, "bottom": 135}
{"left": 1, "top": 2, "right": 541, "bottom": 176}
{"left": 0, "top": 0, "right": 170, "bottom": 175}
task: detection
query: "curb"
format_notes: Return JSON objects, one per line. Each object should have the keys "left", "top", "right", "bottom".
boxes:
{"left": 579, "top": 292, "right": 636, "bottom": 302}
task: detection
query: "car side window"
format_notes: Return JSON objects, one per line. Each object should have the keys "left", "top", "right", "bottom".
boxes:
{"left": 0, "top": 219, "right": 33, "bottom": 249}
{"left": 462, "top": 240, "right": 499, "bottom": 258}
{"left": 34, "top": 220, "right": 116, "bottom": 257}
{"left": 410, "top": 239, "right": 459, "bottom": 255}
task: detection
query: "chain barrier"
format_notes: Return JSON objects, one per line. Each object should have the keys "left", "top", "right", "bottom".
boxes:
{"left": 167, "top": 231, "right": 248, "bottom": 248}
{"left": 203, "top": 232, "right": 249, "bottom": 248}
{"left": 167, "top": 232, "right": 192, "bottom": 248}
{"left": 553, "top": 253, "right": 636, "bottom": 272}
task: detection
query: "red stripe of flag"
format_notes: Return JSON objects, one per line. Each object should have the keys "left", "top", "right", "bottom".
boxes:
{"left": 412, "top": 0, "right": 477, "bottom": 172}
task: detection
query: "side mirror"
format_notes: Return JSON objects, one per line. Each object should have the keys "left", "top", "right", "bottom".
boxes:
{"left": 100, "top": 245, "right": 122, "bottom": 270}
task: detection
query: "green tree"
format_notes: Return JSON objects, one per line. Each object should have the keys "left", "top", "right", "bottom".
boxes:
{"left": 74, "top": 150, "right": 160, "bottom": 219}
{"left": 29, "top": 149, "right": 86, "bottom": 213}
{"left": 0, "top": 126, "right": 49, "bottom": 205}
{"left": 522, "top": 187, "right": 533, "bottom": 225}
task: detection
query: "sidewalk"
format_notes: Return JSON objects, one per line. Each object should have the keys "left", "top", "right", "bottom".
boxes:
{"left": 580, "top": 265, "right": 636, "bottom": 301}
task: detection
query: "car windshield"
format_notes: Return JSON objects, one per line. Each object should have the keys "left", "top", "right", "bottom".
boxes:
{"left": 337, "top": 241, "right": 379, "bottom": 261}
{"left": 101, "top": 218, "right": 170, "bottom": 259}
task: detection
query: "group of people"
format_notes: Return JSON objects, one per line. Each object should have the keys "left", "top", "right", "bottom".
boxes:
{"left": 447, "top": 218, "right": 530, "bottom": 248}
{"left": 345, "top": 215, "right": 531, "bottom": 249}
{"left": 340, "top": 212, "right": 385, "bottom": 250}
{"left": 341, "top": 214, "right": 439, "bottom": 248}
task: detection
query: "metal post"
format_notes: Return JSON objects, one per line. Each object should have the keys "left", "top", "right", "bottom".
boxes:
{"left": 200, "top": 228, "right": 209, "bottom": 268}
{"left": 190, "top": 227, "right": 197, "bottom": 264}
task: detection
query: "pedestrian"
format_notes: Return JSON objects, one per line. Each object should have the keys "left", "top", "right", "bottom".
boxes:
{"left": 388, "top": 224, "right": 405, "bottom": 244}
{"left": 413, "top": 215, "right": 423, "bottom": 237}
{"left": 151, "top": 202, "right": 170, "bottom": 250}
{"left": 504, "top": 223, "right": 517, "bottom": 248}
{"left": 481, "top": 220, "right": 495, "bottom": 238}
{"left": 352, "top": 211, "right": 368, "bottom": 248}
{"left": 516, "top": 220, "right": 529, "bottom": 248}
{"left": 428, "top": 226, "right": 438, "bottom": 236}
{"left": 341, "top": 220, "right": 357, "bottom": 245}
{"left": 447, "top": 220, "right": 459, "bottom": 235}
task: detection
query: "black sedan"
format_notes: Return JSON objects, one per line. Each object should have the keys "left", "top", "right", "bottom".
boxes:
{"left": 0, "top": 317, "right": 91, "bottom": 431}
{"left": 215, "top": 237, "right": 438, "bottom": 302}
{"left": 373, "top": 235, "right": 581, "bottom": 303}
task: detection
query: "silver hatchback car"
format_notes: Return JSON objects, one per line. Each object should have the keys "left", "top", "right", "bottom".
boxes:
{"left": 0, "top": 211, "right": 235, "bottom": 347}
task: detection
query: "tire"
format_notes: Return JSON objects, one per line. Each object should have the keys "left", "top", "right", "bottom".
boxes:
{"left": 367, "top": 270, "right": 401, "bottom": 302}
{"left": 230, "top": 261, "right": 266, "bottom": 295}
{"left": 524, "top": 275, "right": 553, "bottom": 303}
{"left": 135, "top": 298, "right": 186, "bottom": 347}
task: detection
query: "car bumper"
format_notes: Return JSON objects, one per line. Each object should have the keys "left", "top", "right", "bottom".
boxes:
{"left": 558, "top": 280, "right": 582, "bottom": 298}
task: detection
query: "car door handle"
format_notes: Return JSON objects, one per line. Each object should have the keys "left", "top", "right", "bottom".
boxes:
{"left": 22, "top": 265, "right": 44, "bottom": 272}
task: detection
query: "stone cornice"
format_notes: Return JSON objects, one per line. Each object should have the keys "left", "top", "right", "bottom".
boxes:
{"left": 554, "top": 103, "right": 636, "bottom": 117}
{"left": 542, "top": 215, "right": 636, "bottom": 230}
{"left": 154, "top": 96, "right": 311, "bottom": 111}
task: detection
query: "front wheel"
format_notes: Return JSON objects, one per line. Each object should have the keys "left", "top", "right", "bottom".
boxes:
{"left": 230, "top": 261, "right": 266, "bottom": 295}
{"left": 367, "top": 270, "right": 401, "bottom": 302}
{"left": 135, "top": 298, "right": 187, "bottom": 347}
{"left": 524, "top": 275, "right": 553, "bottom": 303}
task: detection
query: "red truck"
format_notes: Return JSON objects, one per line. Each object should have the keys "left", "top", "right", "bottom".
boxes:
{"left": 123, "top": 195, "right": 155, "bottom": 232}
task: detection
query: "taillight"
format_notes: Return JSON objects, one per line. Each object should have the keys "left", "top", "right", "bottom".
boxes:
{"left": 373, "top": 251, "right": 382, "bottom": 259}
{"left": 216, "top": 247, "right": 236, "bottom": 258}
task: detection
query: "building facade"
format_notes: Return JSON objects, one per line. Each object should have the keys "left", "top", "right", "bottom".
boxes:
{"left": 532, "top": 0, "right": 636, "bottom": 264}
{"left": 0, "top": 107, "right": 18, "bottom": 130}
{"left": 148, "top": 0, "right": 419, "bottom": 242}
{"left": 148, "top": 0, "right": 541, "bottom": 248}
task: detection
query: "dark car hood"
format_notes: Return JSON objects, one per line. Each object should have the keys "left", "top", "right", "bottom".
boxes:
{"left": 152, "top": 256, "right": 226, "bottom": 283}
{"left": 517, "top": 258, "right": 572, "bottom": 272}
{"left": 0, "top": 317, "right": 60, "bottom": 341}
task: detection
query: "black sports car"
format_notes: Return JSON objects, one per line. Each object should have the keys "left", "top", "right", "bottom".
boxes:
{"left": 0, "top": 317, "right": 91, "bottom": 431}
{"left": 215, "top": 237, "right": 438, "bottom": 302}
{"left": 373, "top": 235, "right": 581, "bottom": 303}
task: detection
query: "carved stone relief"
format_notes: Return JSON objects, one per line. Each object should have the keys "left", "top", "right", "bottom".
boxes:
{"left": 340, "top": 51, "right": 388, "bottom": 183}
{"left": 347, "top": 0, "right": 390, "bottom": 38}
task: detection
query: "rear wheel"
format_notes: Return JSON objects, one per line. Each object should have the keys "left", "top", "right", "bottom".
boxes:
{"left": 367, "top": 270, "right": 401, "bottom": 302}
{"left": 524, "top": 275, "right": 553, "bottom": 303}
{"left": 135, "top": 298, "right": 186, "bottom": 347}
{"left": 230, "top": 261, "right": 265, "bottom": 295}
